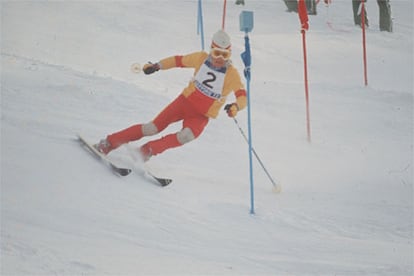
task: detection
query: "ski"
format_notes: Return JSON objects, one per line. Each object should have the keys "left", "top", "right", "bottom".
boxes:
{"left": 123, "top": 143, "right": 173, "bottom": 187}
{"left": 77, "top": 134, "right": 172, "bottom": 186}
{"left": 147, "top": 171, "right": 172, "bottom": 187}
{"left": 77, "top": 134, "right": 132, "bottom": 176}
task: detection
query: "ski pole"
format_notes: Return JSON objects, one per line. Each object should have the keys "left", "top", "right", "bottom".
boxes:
{"left": 232, "top": 117, "right": 279, "bottom": 189}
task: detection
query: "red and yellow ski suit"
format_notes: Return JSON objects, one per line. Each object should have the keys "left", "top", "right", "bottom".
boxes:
{"left": 161, "top": 51, "right": 247, "bottom": 118}
{"left": 107, "top": 51, "right": 247, "bottom": 159}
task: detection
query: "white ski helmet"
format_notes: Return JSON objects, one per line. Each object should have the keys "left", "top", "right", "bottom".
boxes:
{"left": 211, "top": 29, "right": 231, "bottom": 50}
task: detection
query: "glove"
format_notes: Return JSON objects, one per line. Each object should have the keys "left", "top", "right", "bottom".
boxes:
{"left": 143, "top": 62, "right": 160, "bottom": 75}
{"left": 224, "top": 103, "right": 239, "bottom": 118}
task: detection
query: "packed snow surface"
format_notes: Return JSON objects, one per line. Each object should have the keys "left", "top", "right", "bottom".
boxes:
{"left": 1, "top": 1, "right": 413, "bottom": 275}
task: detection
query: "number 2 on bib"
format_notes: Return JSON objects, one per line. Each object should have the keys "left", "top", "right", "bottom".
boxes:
{"left": 202, "top": 72, "right": 216, "bottom": 89}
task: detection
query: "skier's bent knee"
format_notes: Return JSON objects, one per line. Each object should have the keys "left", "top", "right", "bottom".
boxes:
{"left": 177, "top": 128, "right": 195, "bottom": 144}
{"left": 142, "top": 122, "right": 158, "bottom": 136}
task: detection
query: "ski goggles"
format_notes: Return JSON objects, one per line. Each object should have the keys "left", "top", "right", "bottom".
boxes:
{"left": 210, "top": 47, "right": 231, "bottom": 60}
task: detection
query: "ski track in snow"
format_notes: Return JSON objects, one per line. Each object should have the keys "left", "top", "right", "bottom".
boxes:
{"left": 1, "top": 1, "right": 413, "bottom": 275}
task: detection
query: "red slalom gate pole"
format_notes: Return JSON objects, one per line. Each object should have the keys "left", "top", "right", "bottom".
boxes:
{"left": 301, "top": 30, "right": 311, "bottom": 143}
{"left": 222, "top": 0, "right": 227, "bottom": 30}
{"left": 361, "top": 1, "right": 368, "bottom": 86}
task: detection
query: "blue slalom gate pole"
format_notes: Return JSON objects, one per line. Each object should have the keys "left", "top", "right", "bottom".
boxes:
{"left": 197, "top": 0, "right": 205, "bottom": 50}
{"left": 246, "top": 64, "right": 254, "bottom": 214}
{"left": 240, "top": 11, "right": 254, "bottom": 214}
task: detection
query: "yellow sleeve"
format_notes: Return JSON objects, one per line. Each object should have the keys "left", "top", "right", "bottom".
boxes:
{"left": 236, "top": 90, "right": 247, "bottom": 110}
{"left": 228, "top": 66, "right": 247, "bottom": 110}
{"left": 158, "top": 52, "right": 208, "bottom": 70}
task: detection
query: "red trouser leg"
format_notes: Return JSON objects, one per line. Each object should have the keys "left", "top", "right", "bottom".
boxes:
{"left": 106, "top": 124, "right": 143, "bottom": 150}
{"left": 141, "top": 95, "right": 209, "bottom": 158}
{"left": 103, "top": 95, "right": 186, "bottom": 153}
{"left": 106, "top": 95, "right": 209, "bottom": 158}
{"left": 142, "top": 133, "right": 181, "bottom": 157}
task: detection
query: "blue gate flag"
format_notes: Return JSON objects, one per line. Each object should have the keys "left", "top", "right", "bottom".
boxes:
{"left": 241, "top": 35, "right": 251, "bottom": 80}
{"left": 239, "top": 10, "right": 254, "bottom": 32}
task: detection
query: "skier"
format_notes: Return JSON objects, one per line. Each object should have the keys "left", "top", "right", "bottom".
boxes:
{"left": 94, "top": 30, "right": 247, "bottom": 162}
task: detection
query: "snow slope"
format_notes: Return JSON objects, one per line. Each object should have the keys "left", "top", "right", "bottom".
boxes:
{"left": 1, "top": 1, "right": 413, "bottom": 275}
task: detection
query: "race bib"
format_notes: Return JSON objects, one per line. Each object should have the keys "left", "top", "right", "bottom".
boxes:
{"left": 193, "top": 61, "right": 226, "bottom": 99}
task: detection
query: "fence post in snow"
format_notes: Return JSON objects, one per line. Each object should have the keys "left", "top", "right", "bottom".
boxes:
{"left": 239, "top": 10, "right": 255, "bottom": 214}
